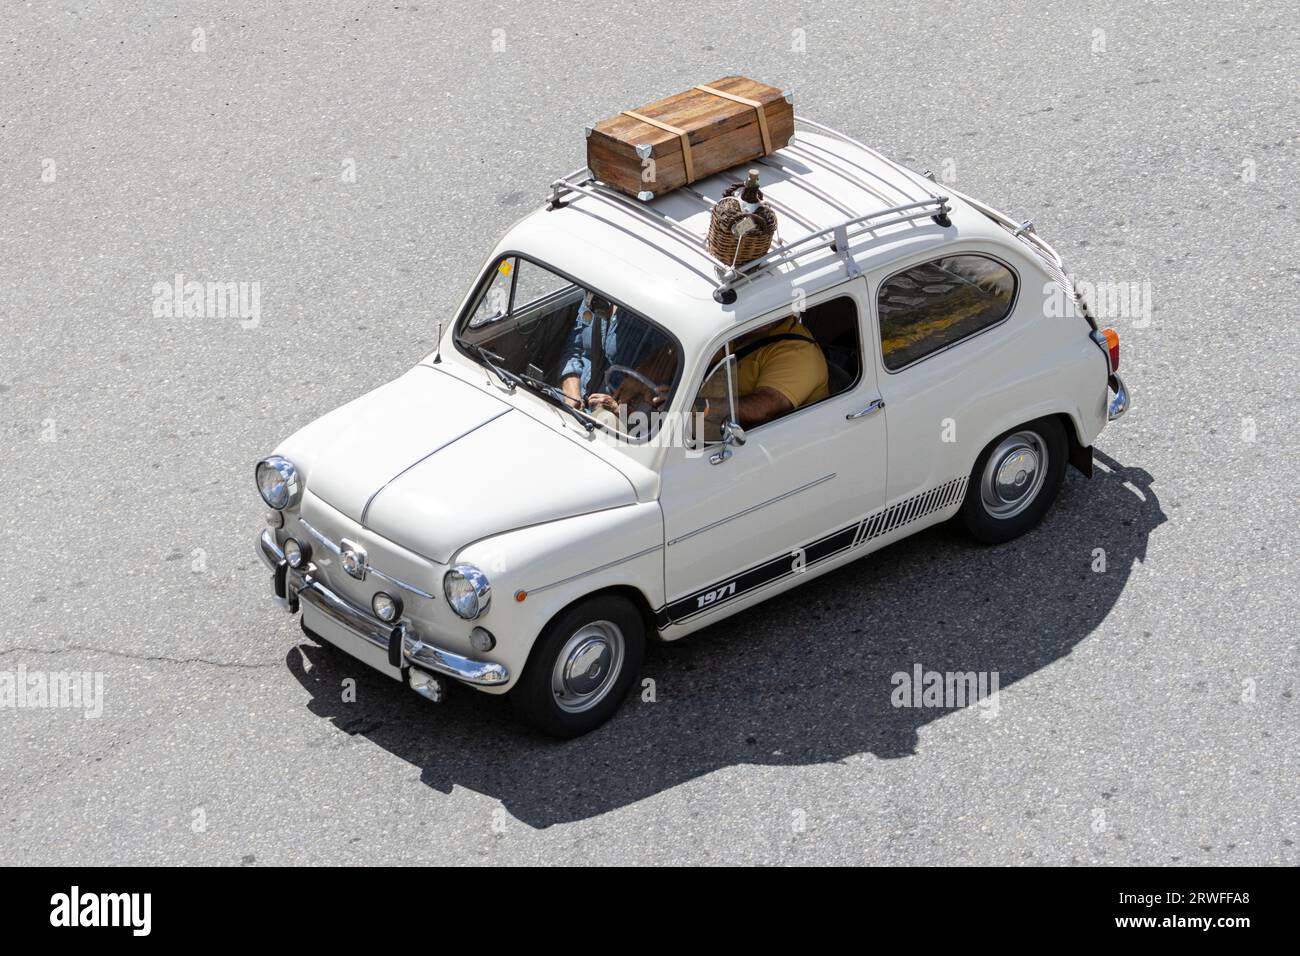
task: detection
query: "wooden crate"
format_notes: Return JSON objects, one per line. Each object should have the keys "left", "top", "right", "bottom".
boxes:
{"left": 586, "top": 77, "right": 794, "bottom": 201}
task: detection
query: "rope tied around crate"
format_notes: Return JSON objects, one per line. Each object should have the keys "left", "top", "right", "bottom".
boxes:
{"left": 693, "top": 84, "right": 773, "bottom": 155}
{"left": 621, "top": 110, "right": 696, "bottom": 183}
{"left": 622, "top": 87, "right": 774, "bottom": 187}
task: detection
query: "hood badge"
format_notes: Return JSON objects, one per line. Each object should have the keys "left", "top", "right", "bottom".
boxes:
{"left": 340, "top": 539, "right": 368, "bottom": 581}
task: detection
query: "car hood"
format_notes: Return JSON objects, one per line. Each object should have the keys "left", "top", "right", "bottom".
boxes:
{"left": 305, "top": 366, "right": 638, "bottom": 563}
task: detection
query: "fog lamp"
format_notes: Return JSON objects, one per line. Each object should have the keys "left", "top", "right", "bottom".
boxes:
{"left": 284, "top": 538, "right": 309, "bottom": 569}
{"left": 372, "top": 592, "right": 402, "bottom": 623}
{"left": 469, "top": 626, "right": 496, "bottom": 653}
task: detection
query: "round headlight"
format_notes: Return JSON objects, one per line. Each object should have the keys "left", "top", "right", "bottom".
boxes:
{"left": 255, "top": 456, "right": 300, "bottom": 511}
{"left": 371, "top": 592, "right": 402, "bottom": 623}
{"left": 443, "top": 564, "right": 491, "bottom": 620}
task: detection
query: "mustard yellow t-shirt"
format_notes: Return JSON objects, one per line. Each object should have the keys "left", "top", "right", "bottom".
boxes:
{"left": 735, "top": 316, "right": 829, "bottom": 409}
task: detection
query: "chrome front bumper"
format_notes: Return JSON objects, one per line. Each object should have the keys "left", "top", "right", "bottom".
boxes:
{"left": 257, "top": 529, "right": 508, "bottom": 686}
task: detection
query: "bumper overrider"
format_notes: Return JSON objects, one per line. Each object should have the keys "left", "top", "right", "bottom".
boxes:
{"left": 1090, "top": 329, "right": 1130, "bottom": 422}
{"left": 1107, "top": 372, "right": 1129, "bottom": 421}
{"left": 257, "top": 529, "right": 508, "bottom": 687}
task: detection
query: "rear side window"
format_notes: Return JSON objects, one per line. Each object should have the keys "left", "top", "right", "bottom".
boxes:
{"left": 877, "top": 255, "right": 1017, "bottom": 370}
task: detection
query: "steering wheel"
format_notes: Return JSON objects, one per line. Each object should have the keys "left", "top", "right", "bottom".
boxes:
{"left": 600, "top": 364, "right": 667, "bottom": 419}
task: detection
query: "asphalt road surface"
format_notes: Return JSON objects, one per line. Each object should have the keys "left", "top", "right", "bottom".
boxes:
{"left": 1, "top": 1, "right": 1296, "bottom": 865}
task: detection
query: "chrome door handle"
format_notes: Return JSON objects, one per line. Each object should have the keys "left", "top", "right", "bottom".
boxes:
{"left": 846, "top": 398, "right": 885, "bottom": 420}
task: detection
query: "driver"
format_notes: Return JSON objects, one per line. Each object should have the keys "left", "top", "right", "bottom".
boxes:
{"left": 560, "top": 292, "right": 617, "bottom": 411}
{"left": 560, "top": 292, "right": 664, "bottom": 415}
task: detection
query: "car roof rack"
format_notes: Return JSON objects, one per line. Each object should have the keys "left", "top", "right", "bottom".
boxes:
{"left": 546, "top": 115, "right": 952, "bottom": 303}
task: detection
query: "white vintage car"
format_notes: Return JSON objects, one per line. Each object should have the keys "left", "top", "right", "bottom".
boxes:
{"left": 255, "top": 116, "right": 1128, "bottom": 737}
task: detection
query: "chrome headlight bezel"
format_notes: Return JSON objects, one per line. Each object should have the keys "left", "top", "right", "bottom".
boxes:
{"left": 443, "top": 564, "right": 491, "bottom": 620}
{"left": 255, "top": 455, "right": 301, "bottom": 511}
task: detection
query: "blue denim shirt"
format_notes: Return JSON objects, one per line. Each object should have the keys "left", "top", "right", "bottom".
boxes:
{"left": 561, "top": 298, "right": 616, "bottom": 396}
{"left": 561, "top": 295, "right": 660, "bottom": 396}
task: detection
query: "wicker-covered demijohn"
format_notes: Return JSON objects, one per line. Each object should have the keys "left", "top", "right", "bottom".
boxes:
{"left": 707, "top": 180, "right": 778, "bottom": 270}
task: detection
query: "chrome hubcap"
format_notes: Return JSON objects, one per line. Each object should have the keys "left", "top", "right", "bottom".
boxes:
{"left": 551, "top": 621, "right": 624, "bottom": 713}
{"left": 980, "top": 431, "right": 1047, "bottom": 519}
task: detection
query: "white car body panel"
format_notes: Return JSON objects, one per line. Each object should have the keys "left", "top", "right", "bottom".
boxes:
{"left": 255, "top": 118, "right": 1124, "bottom": 701}
{"left": 303, "top": 365, "right": 510, "bottom": 523}
{"left": 456, "top": 502, "right": 665, "bottom": 688}
{"left": 658, "top": 277, "right": 888, "bottom": 619}
{"left": 363, "top": 403, "right": 637, "bottom": 564}
{"left": 866, "top": 241, "right": 1107, "bottom": 505}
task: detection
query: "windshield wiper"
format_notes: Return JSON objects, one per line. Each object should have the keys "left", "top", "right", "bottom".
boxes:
{"left": 466, "top": 344, "right": 521, "bottom": 392}
{"left": 465, "top": 345, "right": 597, "bottom": 432}
{"left": 514, "top": 370, "right": 598, "bottom": 432}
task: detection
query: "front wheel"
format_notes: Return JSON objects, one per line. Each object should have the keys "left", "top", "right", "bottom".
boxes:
{"left": 960, "top": 417, "right": 1067, "bottom": 544}
{"left": 510, "top": 594, "right": 645, "bottom": 738}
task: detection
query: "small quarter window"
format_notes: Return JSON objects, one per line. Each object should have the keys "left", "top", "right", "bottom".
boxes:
{"left": 877, "top": 255, "right": 1017, "bottom": 370}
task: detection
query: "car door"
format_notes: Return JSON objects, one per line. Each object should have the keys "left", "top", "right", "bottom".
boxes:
{"left": 657, "top": 282, "right": 887, "bottom": 627}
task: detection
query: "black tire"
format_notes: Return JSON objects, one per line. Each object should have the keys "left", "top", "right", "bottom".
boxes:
{"left": 510, "top": 593, "right": 645, "bottom": 738}
{"left": 960, "top": 416, "right": 1067, "bottom": 545}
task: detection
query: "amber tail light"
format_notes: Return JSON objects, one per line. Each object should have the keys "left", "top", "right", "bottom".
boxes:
{"left": 1101, "top": 328, "right": 1120, "bottom": 372}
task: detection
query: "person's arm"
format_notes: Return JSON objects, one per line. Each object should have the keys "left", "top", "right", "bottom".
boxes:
{"left": 735, "top": 339, "right": 825, "bottom": 427}
{"left": 735, "top": 387, "right": 793, "bottom": 427}
{"left": 559, "top": 300, "right": 591, "bottom": 405}
{"left": 561, "top": 374, "right": 584, "bottom": 408}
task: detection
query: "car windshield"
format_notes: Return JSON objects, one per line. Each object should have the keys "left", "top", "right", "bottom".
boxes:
{"left": 455, "top": 256, "right": 681, "bottom": 440}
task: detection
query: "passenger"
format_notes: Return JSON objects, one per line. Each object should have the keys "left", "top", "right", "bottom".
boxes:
{"left": 724, "top": 315, "right": 829, "bottom": 428}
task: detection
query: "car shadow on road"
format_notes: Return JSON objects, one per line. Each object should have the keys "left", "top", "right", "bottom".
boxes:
{"left": 284, "top": 450, "right": 1164, "bottom": 829}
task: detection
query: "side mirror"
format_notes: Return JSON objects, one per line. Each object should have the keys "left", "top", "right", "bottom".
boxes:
{"left": 710, "top": 420, "right": 747, "bottom": 466}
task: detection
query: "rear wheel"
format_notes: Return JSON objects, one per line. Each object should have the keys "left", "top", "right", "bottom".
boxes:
{"left": 961, "top": 417, "right": 1067, "bottom": 544}
{"left": 510, "top": 594, "right": 645, "bottom": 738}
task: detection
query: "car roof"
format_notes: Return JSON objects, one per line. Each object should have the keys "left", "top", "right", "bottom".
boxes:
{"left": 495, "top": 118, "right": 1012, "bottom": 358}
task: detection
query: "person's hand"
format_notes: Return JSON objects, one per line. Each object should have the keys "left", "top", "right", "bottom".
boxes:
{"left": 586, "top": 392, "right": 619, "bottom": 413}
{"left": 651, "top": 384, "right": 670, "bottom": 408}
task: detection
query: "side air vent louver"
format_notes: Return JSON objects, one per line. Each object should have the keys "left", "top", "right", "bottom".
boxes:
{"left": 853, "top": 475, "right": 967, "bottom": 548}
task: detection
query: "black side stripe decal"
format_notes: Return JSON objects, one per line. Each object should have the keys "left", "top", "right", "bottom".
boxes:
{"left": 654, "top": 475, "right": 968, "bottom": 628}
